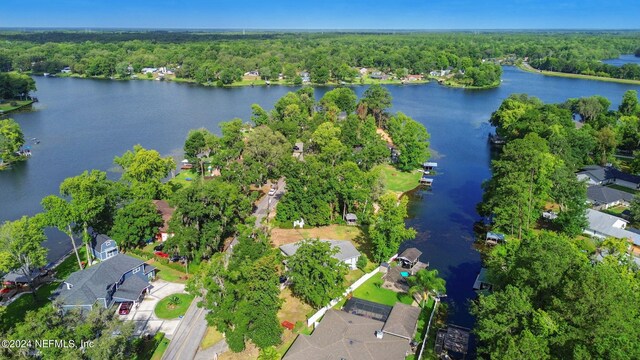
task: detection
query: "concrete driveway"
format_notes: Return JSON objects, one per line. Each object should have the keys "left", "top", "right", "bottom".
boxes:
{"left": 119, "top": 279, "right": 187, "bottom": 339}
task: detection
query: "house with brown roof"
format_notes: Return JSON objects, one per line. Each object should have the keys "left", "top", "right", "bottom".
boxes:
{"left": 283, "top": 303, "right": 421, "bottom": 360}
{"left": 153, "top": 200, "right": 175, "bottom": 242}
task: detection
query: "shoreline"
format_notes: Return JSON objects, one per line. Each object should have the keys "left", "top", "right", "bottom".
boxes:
{"left": 42, "top": 72, "right": 508, "bottom": 91}
{"left": 439, "top": 78, "right": 501, "bottom": 90}
{"left": 0, "top": 100, "right": 34, "bottom": 116}
{"left": 44, "top": 72, "right": 431, "bottom": 88}
{"left": 516, "top": 62, "right": 640, "bottom": 85}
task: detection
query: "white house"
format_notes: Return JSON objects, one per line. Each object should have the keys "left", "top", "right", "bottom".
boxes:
{"left": 279, "top": 240, "right": 360, "bottom": 270}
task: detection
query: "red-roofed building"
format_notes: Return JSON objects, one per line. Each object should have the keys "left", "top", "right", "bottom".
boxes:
{"left": 153, "top": 200, "right": 175, "bottom": 242}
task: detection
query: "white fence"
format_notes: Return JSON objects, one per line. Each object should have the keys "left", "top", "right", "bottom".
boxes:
{"left": 306, "top": 253, "right": 398, "bottom": 327}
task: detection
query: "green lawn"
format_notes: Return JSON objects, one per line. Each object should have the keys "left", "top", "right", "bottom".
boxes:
{"left": 602, "top": 205, "right": 628, "bottom": 216}
{"left": 0, "top": 100, "right": 33, "bottom": 113}
{"left": 0, "top": 282, "right": 59, "bottom": 331}
{"left": 575, "top": 235, "right": 598, "bottom": 254}
{"left": 154, "top": 293, "right": 194, "bottom": 319}
{"left": 352, "top": 273, "right": 413, "bottom": 306}
{"left": 168, "top": 169, "right": 198, "bottom": 190}
{"left": 56, "top": 249, "right": 88, "bottom": 279}
{"left": 374, "top": 164, "right": 423, "bottom": 194}
{"left": 127, "top": 252, "right": 190, "bottom": 283}
{"left": 606, "top": 184, "right": 640, "bottom": 195}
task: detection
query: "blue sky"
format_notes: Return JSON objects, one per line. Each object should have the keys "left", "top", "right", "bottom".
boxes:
{"left": 2, "top": 0, "right": 639, "bottom": 30}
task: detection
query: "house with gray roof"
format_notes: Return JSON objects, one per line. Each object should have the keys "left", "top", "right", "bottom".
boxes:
{"left": 584, "top": 209, "right": 640, "bottom": 247}
{"left": 55, "top": 251, "right": 155, "bottom": 312}
{"left": 280, "top": 240, "right": 361, "bottom": 270}
{"left": 586, "top": 185, "right": 634, "bottom": 210}
{"left": 577, "top": 165, "right": 640, "bottom": 190}
{"left": 283, "top": 303, "right": 421, "bottom": 360}
{"left": 382, "top": 303, "right": 421, "bottom": 340}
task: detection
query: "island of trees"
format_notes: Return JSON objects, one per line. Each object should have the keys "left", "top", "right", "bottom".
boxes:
{"left": 1, "top": 31, "right": 638, "bottom": 88}
{"left": 0, "top": 85, "right": 436, "bottom": 359}
{"left": 475, "top": 90, "right": 640, "bottom": 359}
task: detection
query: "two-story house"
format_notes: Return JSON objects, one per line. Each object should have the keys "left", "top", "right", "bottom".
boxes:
{"left": 56, "top": 239, "right": 155, "bottom": 312}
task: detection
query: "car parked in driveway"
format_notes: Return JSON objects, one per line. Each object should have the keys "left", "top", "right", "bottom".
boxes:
{"left": 118, "top": 301, "right": 133, "bottom": 315}
{"left": 154, "top": 251, "right": 169, "bottom": 258}
{"left": 268, "top": 187, "right": 277, "bottom": 196}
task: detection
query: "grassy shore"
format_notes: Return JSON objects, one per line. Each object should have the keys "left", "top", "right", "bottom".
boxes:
{"left": 441, "top": 78, "right": 501, "bottom": 90}
{"left": 517, "top": 62, "right": 640, "bottom": 85}
{"left": 0, "top": 100, "right": 33, "bottom": 114}
{"left": 375, "top": 164, "right": 423, "bottom": 195}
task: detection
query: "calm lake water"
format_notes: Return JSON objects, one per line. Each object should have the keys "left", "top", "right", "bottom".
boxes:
{"left": 602, "top": 54, "right": 640, "bottom": 67}
{"left": 3, "top": 67, "right": 640, "bottom": 354}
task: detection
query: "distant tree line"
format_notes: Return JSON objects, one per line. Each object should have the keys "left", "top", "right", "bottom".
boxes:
{"left": 0, "top": 31, "right": 638, "bottom": 85}
{"left": 530, "top": 56, "right": 640, "bottom": 80}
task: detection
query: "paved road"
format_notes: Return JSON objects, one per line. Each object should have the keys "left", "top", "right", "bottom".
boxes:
{"left": 161, "top": 297, "right": 208, "bottom": 360}
{"left": 254, "top": 178, "right": 286, "bottom": 228}
{"left": 163, "top": 178, "right": 286, "bottom": 359}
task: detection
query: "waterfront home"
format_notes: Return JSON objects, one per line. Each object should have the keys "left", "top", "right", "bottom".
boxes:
{"left": 55, "top": 251, "right": 155, "bottom": 312}
{"left": 279, "top": 240, "right": 360, "bottom": 270}
{"left": 60, "top": 67, "right": 71, "bottom": 73}
{"left": 283, "top": 302, "right": 420, "bottom": 360}
{"left": 406, "top": 74, "right": 423, "bottom": 81}
{"left": 586, "top": 185, "right": 634, "bottom": 210}
{"left": 577, "top": 165, "right": 640, "bottom": 190}
{"left": 153, "top": 200, "right": 175, "bottom": 242}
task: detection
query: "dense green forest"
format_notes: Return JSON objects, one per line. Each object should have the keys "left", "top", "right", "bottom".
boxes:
{"left": 0, "top": 31, "right": 637, "bottom": 86}
{"left": 476, "top": 90, "right": 640, "bottom": 358}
